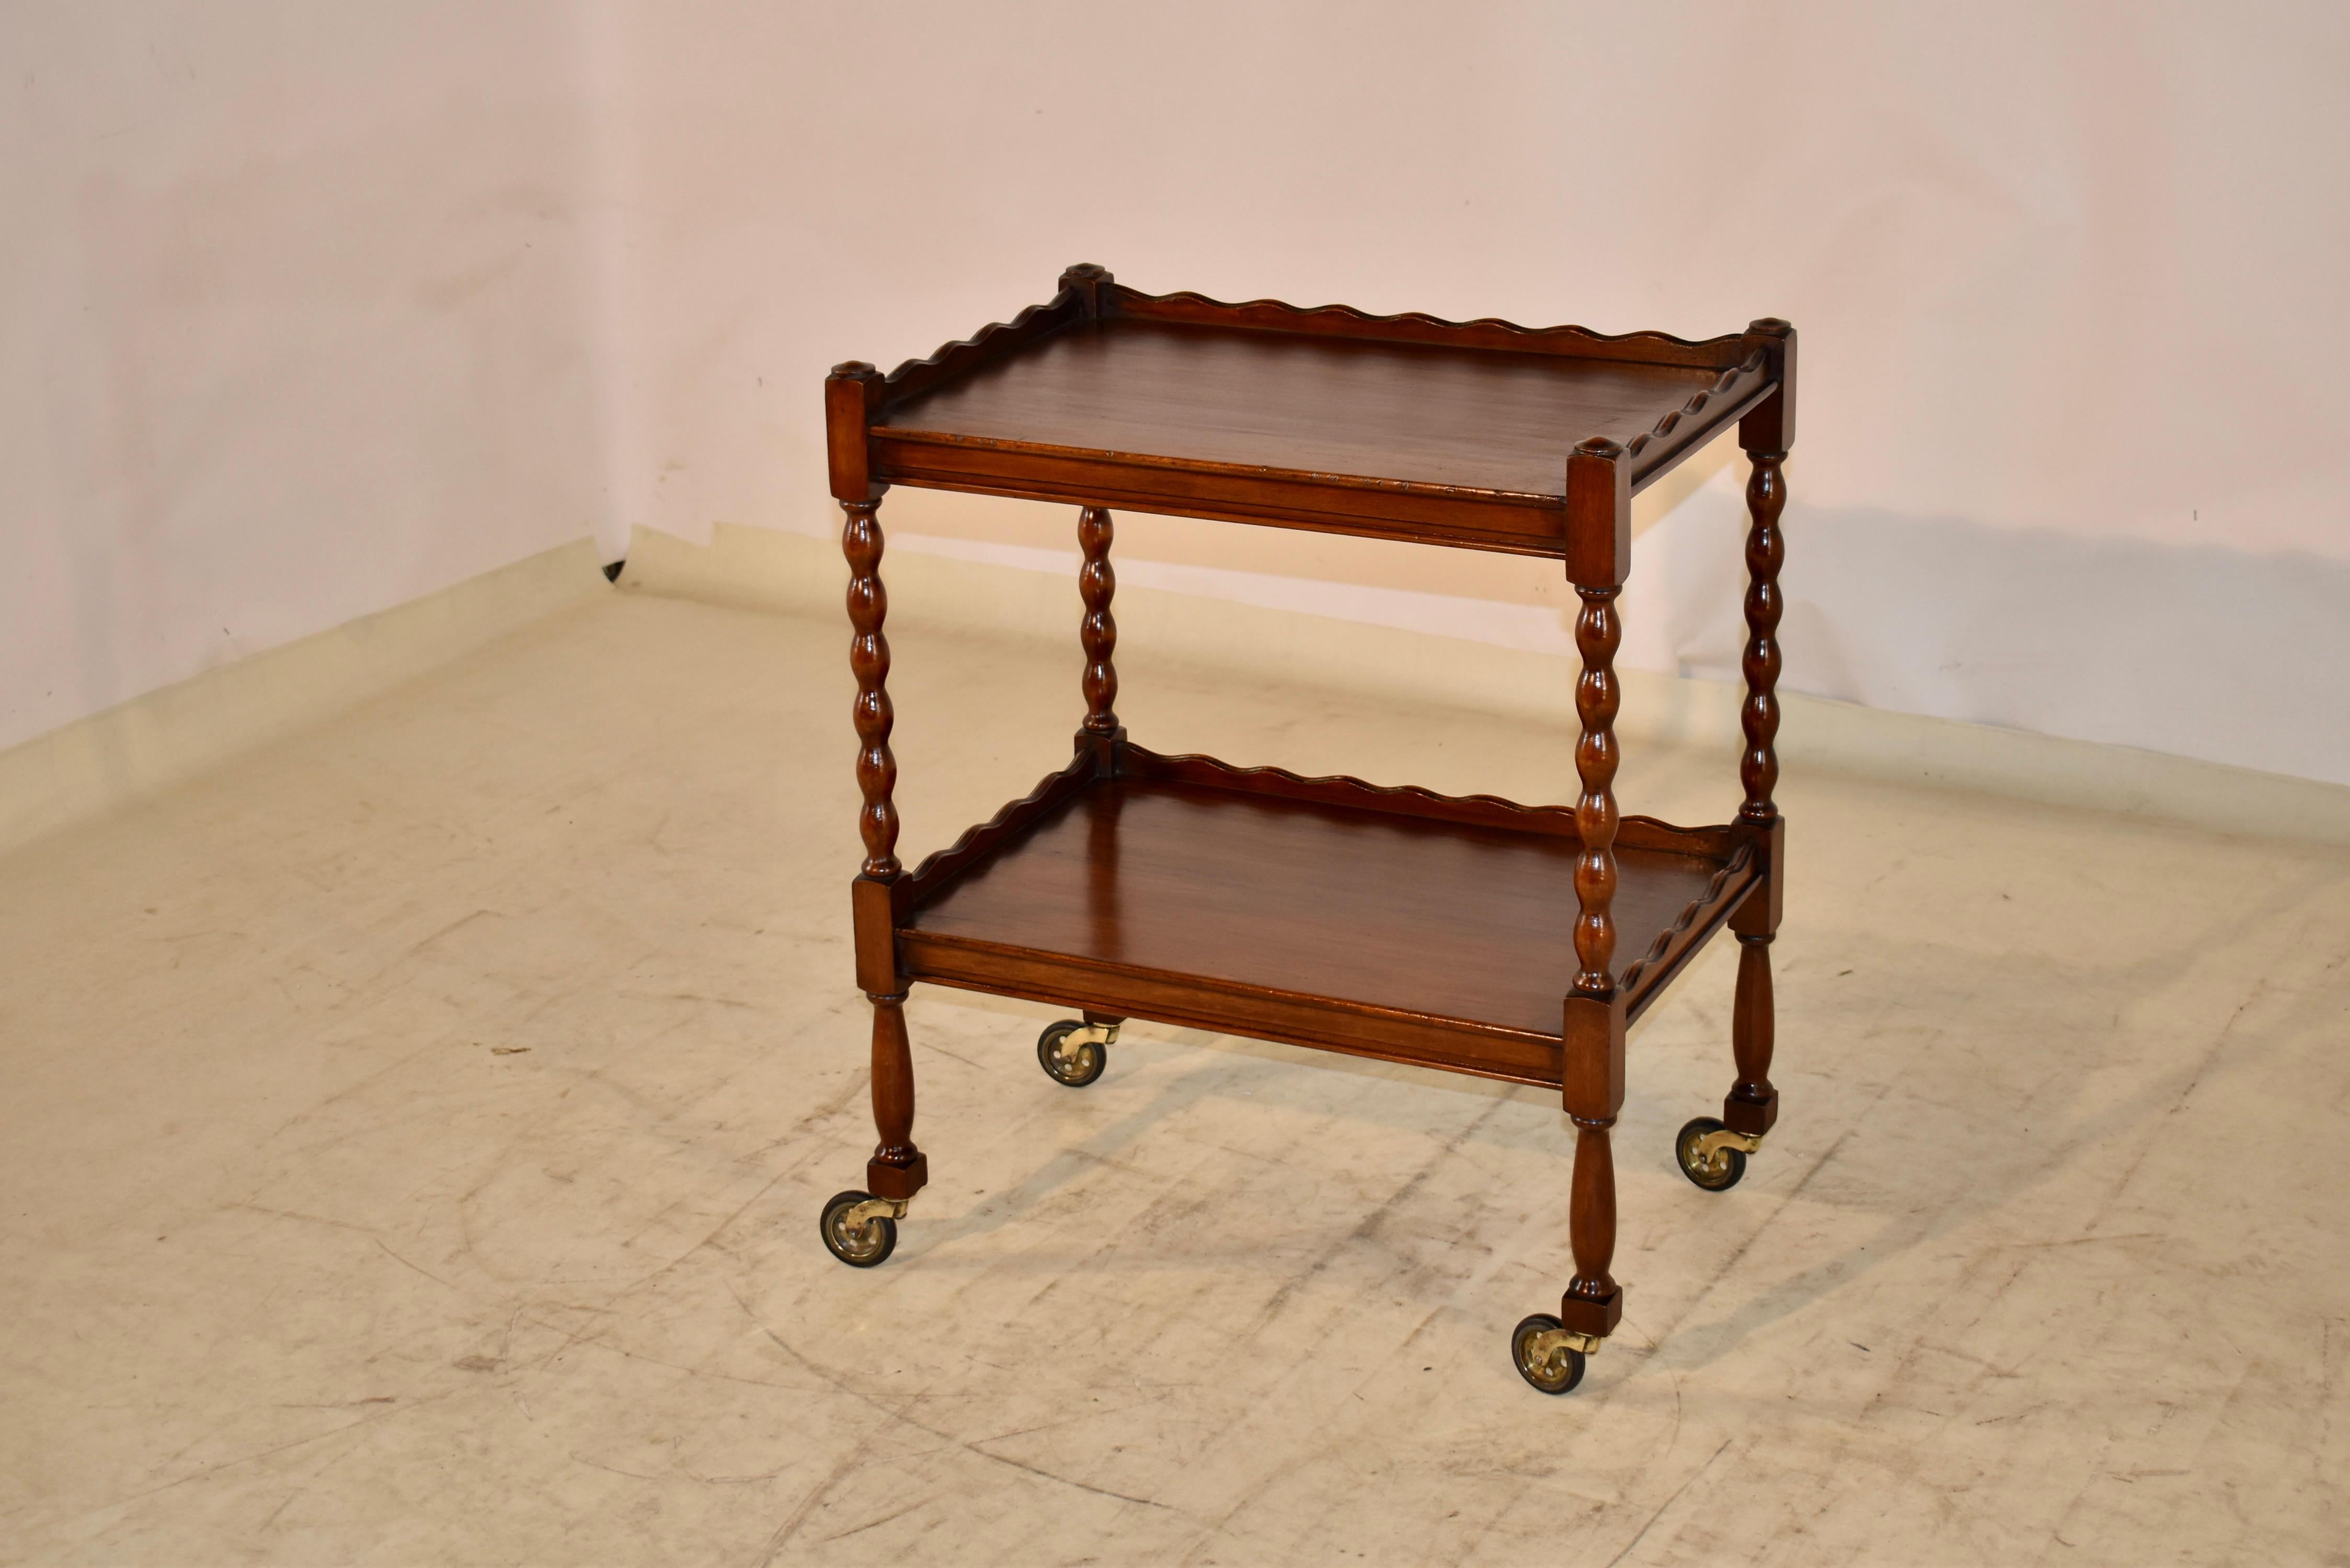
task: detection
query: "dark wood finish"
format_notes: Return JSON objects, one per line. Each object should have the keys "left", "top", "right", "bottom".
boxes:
{"left": 850, "top": 876, "right": 900, "bottom": 997}
{"left": 843, "top": 492, "right": 905, "bottom": 1000}
{"left": 1569, "top": 587, "right": 1623, "bottom": 1001}
{"left": 840, "top": 486, "right": 927, "bottom": 1192}
{"left": 1738, "top": 449, "right": 1787, "bottom": 824}
{"left": 865, "top": 994, "right": 928, "bottom": 1200}
{"left": 825, "top": 362, "right": 886, "bottom": 503}
{"left": 873, "top": 299, "right": 1086, "bottom": 412}
{"left": 825, "top": 269, "right": 1800, "bottom": 1362}
{"left": 880, "top": 322, "right": 1753, "bottom": 499}
{"left": 1123, "top": 744, "right": 1733, "bottom": 857}
{"left": 1077, "top": 506, "right": 1119, "bottom": 737}
{"left": 901, "top": 755, "right": 1095, "bottom": 908}
{"left": 871, "top": 437, "right": 1583, "bottom": 558}
{"left": 843, "top": 498, "right": 898, "bottom": 881}
{"left": 859, "top": 278, "right": 1774, "bottom": 563}
{"left": 1561, "top": 572, "right": 1627, "bottom": 1333}
{"left": 1112, "top": 287, "right": 1755, "bottom": 368}
{"left": 1564, "top": 438, "right": 1632, "bottom": 589}
{"left": 897, "top": 766, "right": 1754, "bottom": 1078}
{"left": 1720, "top": 322, "right": 1794, "bottom": 1138}
{"left": 1058, "top": 261, "right": 1114, "bottom": 320}
{"left": 1560, "top": 1125, "right": 1623, "bottom": 1338}
{"left": 1724, "top": 933, "right": 1779, "bottom": 1137}
{"left": 1737, "top": 318, "right": 1797, "bottom": 453}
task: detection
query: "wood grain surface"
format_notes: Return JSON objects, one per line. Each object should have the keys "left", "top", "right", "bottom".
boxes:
{"left": 905, "top": 778, "right": 1724, "bottom": 1040}
{"left": 878, "top": 320, "right": 1736, "bottom": 500}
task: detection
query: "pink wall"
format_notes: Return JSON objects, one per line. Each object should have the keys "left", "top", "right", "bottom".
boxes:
{"left": 8, "top": 3, "right": 2346, "bottom": 781}
{"left": 598, "top": 1, "right": 2350, "bottom": 783}
{"left": 1, "top": 4, "right": 609, "bottom": 754}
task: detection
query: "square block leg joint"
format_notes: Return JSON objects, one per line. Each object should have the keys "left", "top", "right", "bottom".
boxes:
{"left": 1557, "top": 1287, "right": 1623, "bottom": 1340}
{"left": 1723, "top": 1089, "right": 1778, "bottom": 1137}
{"left": 866, "top": 1153, "right": 928, "bottom": 1201}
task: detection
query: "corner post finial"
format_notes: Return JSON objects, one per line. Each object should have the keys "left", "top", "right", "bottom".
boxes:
{"left": 1058, "top": 263, "right": 1116, "bottom": 321}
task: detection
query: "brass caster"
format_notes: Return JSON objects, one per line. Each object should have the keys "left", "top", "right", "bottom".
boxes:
{"left": 1511, "top": 1313, "right": 1598, "bottom": 1394}
{"left": 1675, "top": 1117, "right": 1764, "bottom": 1192}
{"left": 1037, "top": 1019, "right": 1115, "bottom": 1088}
{"left": 820, "top": 1189, "right": 908, "bottom": 1267}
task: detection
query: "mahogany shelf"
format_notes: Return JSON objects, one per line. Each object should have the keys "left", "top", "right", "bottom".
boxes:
{"left": 859, "top": 283, "right": 1780, "bottom": 559}
{"left": 897, "top": 751, "right": 1757, "bottom": 1089}
{"left": 820, "top": 266, "right": 1799, "bottom": 1394}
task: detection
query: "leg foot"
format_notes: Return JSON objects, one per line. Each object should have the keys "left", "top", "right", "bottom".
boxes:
{"left": 1686, "top": 925, "right": 1778, "bottom": 1187}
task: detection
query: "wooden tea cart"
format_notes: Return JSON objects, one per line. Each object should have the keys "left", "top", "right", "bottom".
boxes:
{"left": 815, "top": 266, "right": 1795, "bottom": 1394}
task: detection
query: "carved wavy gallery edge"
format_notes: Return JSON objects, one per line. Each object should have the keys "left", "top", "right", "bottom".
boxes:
{"left": 901, "top": 743, "right": 1748, "bottom": 914}
{"left": 1122, "top": 745, "right": 1732, "bottom": 858}
{"left": 1616, "top": 843, "right": 1756, "bottom": 1001}
{"left": 879, "top": 292, "right": 1085, "bottom": 402}
{"left": 1114, "top": 286, "right": 1758, "bottom": 367}
{"left": 874, "top": 275, "right": 1780, "bottom": 430}
{"left": 1619, "top": 351, "right": 1770, "bottom": 467}
{"left": 902, "top": 754, "right": 1093, "bottom": 897}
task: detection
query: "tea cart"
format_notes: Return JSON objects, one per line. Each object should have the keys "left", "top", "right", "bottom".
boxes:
{"left": 815, "top": 266, "right": 1796, "bottom": 1394}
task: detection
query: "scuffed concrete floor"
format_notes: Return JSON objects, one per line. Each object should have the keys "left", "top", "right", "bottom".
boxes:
{"left": 2, "top": 586, "right": 2346, "bottom": 1566}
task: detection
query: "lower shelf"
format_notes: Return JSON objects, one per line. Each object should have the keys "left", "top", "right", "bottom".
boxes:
{"left": 895, "top": 747, "right": 1759, "bottom": 1087}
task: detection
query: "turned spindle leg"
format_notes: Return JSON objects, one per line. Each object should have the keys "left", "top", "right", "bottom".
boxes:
{"left": 843, "top": 495, "right": 926, "bottom": 1204}
{"left": 1516, "top": 566, "right": 1630, "bottom": 1391}
{"left": 1723, "top": 443, "right": 1785, "bottom": 1140}
{"left": 1567, "top": 1118, "right": 1619, "bottom": 1311}
{"left": 866, "top": 993, "right": 927, "bottom": 1198}
{"left": 1738, "top": 450, "right": 1785, "bottom": 828}
{"left": 1562, "top": 582, "right": 1626, "bottom": 1336}
{"left": 1729, "top": 932, "right": 1775, "bottom": 1125}
{"left": 1077, "top": 506, "right": 1119, "bottom": 741}
{"left": 1570, "top": 585, "right": 1622, "bottom": 1002}
{"left": 844, "top": 498, "right": 900, "bottom": 883}
{"left": 1667, "top": 320, "right": 1796, "bottom": 1200}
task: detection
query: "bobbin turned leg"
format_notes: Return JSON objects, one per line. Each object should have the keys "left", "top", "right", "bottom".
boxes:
{"left": 1678, "top": 321, "right": 1794, "bottom": 1195}
{"left": 1033, "top": 505, "right": 1130, "bottom": 1090}
{"left": 1074, "top": 505, "right": 1123, "bottom": 766}
{"left": 821, "top": 448, "right": 931, "bottom": 1267}
{"left": 1516, "top": 460, "right": 1631, "bottom": 1393}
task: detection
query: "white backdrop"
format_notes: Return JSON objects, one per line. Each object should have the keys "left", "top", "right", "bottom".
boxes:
{"left": 8, "top": 3, "right": 2348, "bottom": 782}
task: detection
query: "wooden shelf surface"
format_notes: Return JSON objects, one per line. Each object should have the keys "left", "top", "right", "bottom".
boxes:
{"left": 880, "top": 319, "right": 1741, "bottom": 501}
{"left": 897, "top": 756, "right": 1756, "bottom": 1086}
{"left": 840, "top": 279, "right": 1788, "bottom": 560}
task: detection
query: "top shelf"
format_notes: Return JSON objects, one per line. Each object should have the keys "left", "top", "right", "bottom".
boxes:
{"left": 834, "top": 271, "right": 1791, "bottom": 562}
{"left": 885, "top": 318, "right": 1745, "bottom": 501}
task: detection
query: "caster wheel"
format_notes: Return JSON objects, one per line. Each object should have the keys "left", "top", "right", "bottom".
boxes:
{"left": 1675, "top": 1116, "right": 1746, "bottom": 1192}
{"left": 1510, "top": 1313, "right": 1587, "bottom": 1395}
{"left": 1037, "top": 1020, "right": 1107, "bottom": 1088}
{"left": 819, "top": 1189, "right": 897, "bottom": 1267}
